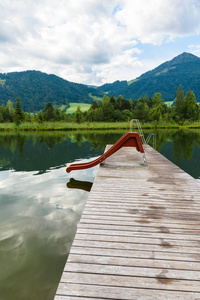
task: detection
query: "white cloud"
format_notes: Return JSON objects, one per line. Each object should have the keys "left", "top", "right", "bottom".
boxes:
{"left": 188, "top": 44, "right": 200, "bottom": 56}
{"left": 0, "top": 0, "right": 200, "bottom": 84}
{"left": 116, "top": 0, "right": 200, "bottom": 44}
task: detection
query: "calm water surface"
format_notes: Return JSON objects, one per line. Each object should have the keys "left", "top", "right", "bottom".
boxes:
{"left": 0, "top": 129, "right": 200, "bottom": 300}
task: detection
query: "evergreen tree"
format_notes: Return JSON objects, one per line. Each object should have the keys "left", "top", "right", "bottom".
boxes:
{"left": 101, "top": 97, "right": 115, "bottom": 121}
{"left": 130, "top": 99, "right": 137, "bottom": 110}
{"left": 184, "top": 89, "right": 199, "bottom": 120}
{"left": 43, "top": 102, "right": 54, "bottom": 121}
{"left": 91, "top": 99, "right": 100, "bottom": 110}
{"left": 116, "top": 95, "right": 131, "bottom": 111}
{"left": 15, "top": 98, "right": 24, "bottom": 125}
{"left": 74, "top": 106, "right": 83, "bottom": 123}
{"left": 109, "top": 95, "right": 116, "bottom": 107}
{"left": 174, "top": 85, "right": 185, "bottom": 120}
{"left": 147, "top": 97, "right": 153, "bottom": 109}
{"left": 0, "top": 105, "right": 6, "bottom": 122}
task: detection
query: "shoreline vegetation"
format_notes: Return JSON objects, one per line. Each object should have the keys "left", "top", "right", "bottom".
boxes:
{"left": 0, "top": 121, "right": 200, "bottom": 132}
{"left": 0, "top": 85, "right": 200, "bottom": 132}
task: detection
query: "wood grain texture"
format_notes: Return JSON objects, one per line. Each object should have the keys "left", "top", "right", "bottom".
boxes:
{"left": 54, "top": 146, "right": 200, "bottom": 299}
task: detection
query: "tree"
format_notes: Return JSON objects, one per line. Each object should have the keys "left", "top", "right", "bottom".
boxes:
{"left": 122, "top": 109, "right": 132, "bottom": 121}
{"left": 74, "top": 106, "right": 83, "bottom": 123}
{"left": 0, "top": 105, "right": 6, "bottom": 122}
{"left": 152, "top": 93, "right": 163, "bottom": 107}
{"left": 37, "top": 111, "right": 45, "bottom": 123}
{"left": 110, "top": 95, "right": 116, "bottom": 107}
{"left": 133, "top": 97, "right": 149, "bottom": 122}
{"left": 6, "top": 100, "right": 15, "bottom": 122}
{"left": 15, "top": 98, "right": 24, "bottom": 125}
{"left": 184, "top": 89, "right": 199, "bottom": 120}
{"left": 94, "top": 107, "right": 104, "bottom": 122}
{"left": 116, "top": 95, "right": 131, "bottom": 111}
{"left": 101, "top": 97, "right": 115, "bottom": 121}
{"left": 174, "top": 85, "right": 185, "bottom": 120}
{"left": 130, "top": 99, "right": 137, "bottom": 110}
{"left": 91, "top": 99, "right": 100, "bottom": 110}
{"left": 147, "top": 97, "right": 153, "bottom": 109}
{"left": 150, "top": 93, "right": 168, "bottom": 122}
{"left": 43, "top": 102, "right": 54, "bottom": 121}
{"left": 149, "top": 104, "right": 164, "bottom": 122}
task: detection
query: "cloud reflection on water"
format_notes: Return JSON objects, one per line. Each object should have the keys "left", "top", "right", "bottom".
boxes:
{"left": 0, "top": 162, "right": 97, "bottom": 300}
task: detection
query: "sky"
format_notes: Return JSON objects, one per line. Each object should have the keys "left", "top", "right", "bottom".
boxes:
{"left": 1, "top": 0, "right": 200, "bottom": 86}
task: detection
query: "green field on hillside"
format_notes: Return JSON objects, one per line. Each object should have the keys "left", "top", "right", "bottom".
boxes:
{"left": 66, "top": 103, "right": 91, "bottom": 114}
{"left": 88, "top": 93, "right": 103, "bottom": 101}
{"left": 165, "top": 101, "right": 174, "bottom": 107}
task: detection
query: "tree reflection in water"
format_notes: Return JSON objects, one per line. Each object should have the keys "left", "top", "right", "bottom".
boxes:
{"left": 0, "top": 129, "right": 200, "bottom": 300}
{"left": 0, "top": 129, "right": 200, "bottom": 178}
{"left": 146, "top": 129, "right": 200, "bottom": 179}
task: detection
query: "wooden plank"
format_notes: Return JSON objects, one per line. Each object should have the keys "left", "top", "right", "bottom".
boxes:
{"left": 75, "top": 233, "right": 200, "bottom": 248}
{"left": 65, "top": 262, "right": 200, "bottom": 280}
{"left": 55, "top": 296, "right": 98, "bottom": 300}
{"left": 80, "top": 215, "right": 200, "bottom": 227}
{"left": 67, "top": 253, "right": 200, "bottom": 271}
{"left": 71, "top": 238, "right": 200, "bottom": 254}
{"left": 54, "top": 146, "right": 200, "bottom": 299}
{"left": 83, "top": 206, "right": 200, "bottom": 214}
{"left": 79, "top": 219, "right": 200, "bottom": 231}
{"left": 56, "top": 283, "right": 200, "bottom": 299}
{"left": 77, "top": 222, "right": 200, "bottom": 235}
{"left": 76, "top": 227, "right": 200, "bottom": 241}
{"left": 81, "top": 210, "right": 200, "bottom": 223}
{"left": 60, "top": 272, "right": 200, "bottom": 292}
{"left": 70, "top": 246, "right": 200, "bottom": 262}
{"left": 84, "top": 200, "right": 200, "bottom": 208}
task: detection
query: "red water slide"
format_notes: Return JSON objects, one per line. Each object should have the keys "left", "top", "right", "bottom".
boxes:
{"left": 66, "top": 132, "right": 144, "bottom": 173}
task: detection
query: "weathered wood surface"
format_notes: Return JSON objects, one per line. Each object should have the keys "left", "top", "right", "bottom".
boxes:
{"left": 55, "top": 146, "right": 200, "bottom": 299}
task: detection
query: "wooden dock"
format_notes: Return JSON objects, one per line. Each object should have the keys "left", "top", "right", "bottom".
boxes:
{"left": 55, "top": 146, "right": 200, "bottom": 299}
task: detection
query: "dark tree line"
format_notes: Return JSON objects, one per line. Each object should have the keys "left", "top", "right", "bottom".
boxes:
{"left": 0, "top": 98, "right": 25, "bottom": 125}
{"left": 0, "top": 85, "right": 200, "bottom": 125}
{"left": 0, "top": 99, "right": 68, "bottom": 124}
{"left": 73, "top": 85, "right": 200, "bottom": 124}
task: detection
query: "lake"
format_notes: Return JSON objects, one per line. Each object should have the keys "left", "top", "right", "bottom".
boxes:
{"left": 0, "top": 129, "right": 200, "bottom": 300}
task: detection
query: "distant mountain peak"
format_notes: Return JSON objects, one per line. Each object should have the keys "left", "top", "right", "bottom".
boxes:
{"left": 169, "top": 52, "right": 200, "bottom": 65}
{"left": 98, "top": 52, "right": 200, "bottom": 102}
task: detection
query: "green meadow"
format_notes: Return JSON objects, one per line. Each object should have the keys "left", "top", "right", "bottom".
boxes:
{"left": 66, "top": 103, "right": 91, "bottom": 114}
{"left": 165, "top": 101, "right": 174, "bottom": 107}
{"left": 1, "top": 120, "right": 200, "bottom": 132}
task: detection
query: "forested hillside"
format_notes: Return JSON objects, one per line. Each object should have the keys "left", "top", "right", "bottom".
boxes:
{"left": 99, "top": 52, "right": 200, "bottom": 102}
{"left": 0, "top": 52, "right": 200, "bottom": 113}
{"left": 0, "top": 86, "right": 200, "bottom": 125}
{"left": 0, "top": 71, "right": 103, "bottom": 112}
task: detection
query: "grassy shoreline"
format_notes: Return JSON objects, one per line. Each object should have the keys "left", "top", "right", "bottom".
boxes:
{"left": 0, "top": 121, "right": 200, "bottom": 132}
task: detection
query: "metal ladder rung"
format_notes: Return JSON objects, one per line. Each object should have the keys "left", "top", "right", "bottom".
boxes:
{"left": 130, "top": 119, "right": 147, "bottom": 151}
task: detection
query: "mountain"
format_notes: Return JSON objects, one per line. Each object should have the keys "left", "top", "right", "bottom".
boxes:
{"left": 99, "top": 52, "right": 200, "bottom": 102}
{"left": 0, "top": 70, "right": 103, "bottom": 112}
{"left": 1, "top": 53, "right": 200, "bottom": 113}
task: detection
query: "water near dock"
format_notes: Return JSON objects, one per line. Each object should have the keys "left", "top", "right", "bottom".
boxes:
{"left": 55, "top": 145, "right": 200, "bottom": 299}
{"left": 0, "top": 130, "right": 200, "bottom": 299}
